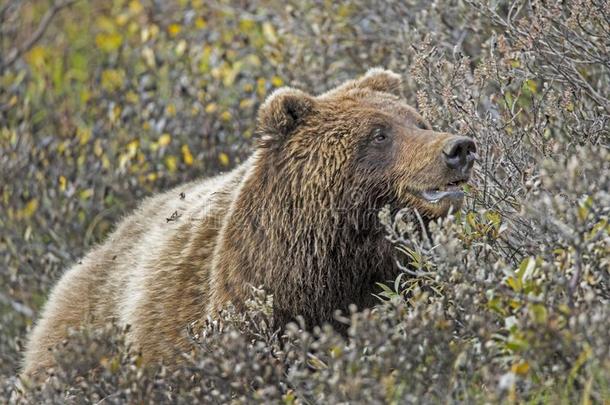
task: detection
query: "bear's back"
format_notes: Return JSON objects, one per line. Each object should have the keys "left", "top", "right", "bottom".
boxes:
{"left": 115, "top": 164, "right": 248, "bottom": 362}
{"left": 23, "top": 160, "right": 250, "bottom": 375}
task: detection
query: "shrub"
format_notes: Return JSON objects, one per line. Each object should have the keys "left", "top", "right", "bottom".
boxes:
{"left": 1, "top": 0, "right": 608, "bottom": 402}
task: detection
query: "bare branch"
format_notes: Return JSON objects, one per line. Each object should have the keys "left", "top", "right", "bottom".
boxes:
{"left": 0, "top": 0, "right": 77, "bottom": 70}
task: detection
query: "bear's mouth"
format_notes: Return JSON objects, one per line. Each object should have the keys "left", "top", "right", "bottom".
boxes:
{"left": 419, "top": 179, "right": 468, "bottom": 204}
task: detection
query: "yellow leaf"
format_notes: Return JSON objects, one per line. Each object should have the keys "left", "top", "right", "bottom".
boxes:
{"left": 199, "top": 45, "right": 212, "bottom": 73}
{"left": 205, "top": 103, "right": 218, "bottom": 113}
{"left": 126, "top": 140, "right": 139, "bottom": 157}
{"left": 517, "top": 256, "right": 536, "bottom": 282}
{"left": 116, "top": 13, "right": 129, "bottom": 26}
{"left": 77, "top": 126, "right": 92, "bottom": 145}
{"left": 221, "top": 111, "right": 232, "bottom": 121}
{"left": 22, "top": 199, "right": 38, "bottom": 219}
{"left": 511, "top": 361, "right": 530, "bottom": 375}
{"left": 142, "top": 47, "right": 155, "bottom": 68}
{"left": 25, "top": 46, "right": 48, "bottom": 68}
{"left": 101, "top": 69, "right": 125, "bottom": 91}
{"left": 80, "top": 188, "right": 94, "bottom": 200}
{"left": 239, "top": 18, "right": 256, "bottom": 31}
{"left": 181, "top": 144, "right": 194, "bottom": 166}
{"left": 175, "top": 40, "right": 187, "bottom": 56}
{"left": 337, "top": 4, "right": 353, "bottom": 17}
{"left": 94, "top": 139, "right": 103, "bottom": 157}
{"left": 218, "top": 153, "right": 230, "bottom": 167}
{"left": 129, "top": 0, "right": 143, "bottom": 14}
{"left": 166, "top": 104, "right": 176, "bottom": 117}
{"left": 24, "top": 225, "right": 31, "bottom": 240}
{"left": 271, "top": 76, "right": 283, "bottom": 87}
{"left": 485, "top": 210, "right": 501, "bottom": 229}
{"left": 466, "top": 211, "right": 478, "bottom": 229}
{"left": 330, "top": 346, "right": 342, "bottom": 358}
{"left": 80, "top": 89, "right": 91, "bottom": 104}
{"left": 282, "top": 390, "right": 296, "bottom": 405}
{"left": 126, "top": 91, "right": 139, "bottom": 104}
{"left": 58, "top": 140, "right": 67, "bottom": 154}
{"left": 59, "top": 176, "right": 67, "bottom": 192}
{"left": 149, "top": 24, "right": 159, "bottom": 39}
{"left": 223, "top": 61, "right": 243, "bottom": 87}
{"left": 195, "top": 17, "right": 207, "bottom": 29}
{"left": 529, "top": 304, "right": 548, "bottom": 324}
{"left": 525, "top": 79, "right": 537, "bottom": 93}
{"left": 158, "top": 133, "right": 171, "bottom": 147}
{"left": 262, "top": 22, "right": 278, "bottom": 44}
{"left": 165, "top": 155, "right": 178, "bottom": 172}
{"left": 210, "top": 66, "right": 222, "bottom": 80}
{"left": 95, "top": 32, "right": 123, "bottom": 52}
{"left": 506, "top": 276, "right": 521, "bottom": 292}
{"left": 239, "top": 98, "right": 254, "bottom": 109}
{"left": 141, "top": 27, "right": 151, "bottom": 42}
{"left": 110, "top": 105, "right": 122, "bottom": 123}
{"left": 168, "top": 23, "right": 182, "bottom": 38}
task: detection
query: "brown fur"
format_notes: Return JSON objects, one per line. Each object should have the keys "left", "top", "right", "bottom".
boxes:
{"left": 22, "top": 68, "right": 474, "bottom": 378}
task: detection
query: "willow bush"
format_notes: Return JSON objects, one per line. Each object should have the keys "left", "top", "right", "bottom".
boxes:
{"left": 1, "top": 0, "right": 608, "bottom": 403}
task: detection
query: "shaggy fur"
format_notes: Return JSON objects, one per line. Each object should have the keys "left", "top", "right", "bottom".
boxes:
{"left": 23, "top": 68, "right": 474, "bottom": 377}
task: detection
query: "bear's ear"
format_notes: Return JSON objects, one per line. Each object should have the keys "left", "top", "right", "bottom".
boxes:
{"left": 257, "top": 87, "right": 316, "bottom": 140}
{"left": 323, "top": 67, "right": 403, "bottom": 98}
{"left": 356, "top": 67, "right": 403, "bottom": 95}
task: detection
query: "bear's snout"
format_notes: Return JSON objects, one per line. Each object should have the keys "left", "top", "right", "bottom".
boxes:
{"left": 442, "top": 136, "right": 477, "bottom": 176}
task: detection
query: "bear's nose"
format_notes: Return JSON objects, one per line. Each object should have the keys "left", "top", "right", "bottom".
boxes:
{"left": 443, "top": 137, "right": 477, "bottom": 174}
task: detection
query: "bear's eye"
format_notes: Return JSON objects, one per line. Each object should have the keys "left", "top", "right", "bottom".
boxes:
{"left": 372, "top": 128, "right": 388, "bottom": 144}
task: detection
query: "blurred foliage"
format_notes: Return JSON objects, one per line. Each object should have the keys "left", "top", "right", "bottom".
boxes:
{"left": 0, "top": 0, "right": 608, "bottom": 403}
{"left": 1, "top": 0, "right": 286, "bottom": 377}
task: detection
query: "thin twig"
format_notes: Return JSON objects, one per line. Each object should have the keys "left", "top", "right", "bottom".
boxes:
{"left": 396, "top": 261, "right": 434, "bottom": 278}
{"left": 0, "top": 0, "right": 77, "bottom": 69}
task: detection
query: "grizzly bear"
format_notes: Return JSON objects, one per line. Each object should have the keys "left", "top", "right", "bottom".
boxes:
{"left": 22, "top": 68, "right": 476, "bottom": 378}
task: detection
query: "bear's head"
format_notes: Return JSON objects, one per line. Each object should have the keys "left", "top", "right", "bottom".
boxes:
{"left": 255, "top": 67, "right": 476, "bottom": 220}
{"left": 212, "top": 68, "right": 476, "bottom": 329}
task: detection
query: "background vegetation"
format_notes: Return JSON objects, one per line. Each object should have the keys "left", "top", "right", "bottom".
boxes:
{"left": 1, "top": 0, "right": 608, "bottom": 403}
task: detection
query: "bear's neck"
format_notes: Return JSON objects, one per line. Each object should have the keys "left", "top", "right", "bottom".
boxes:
{"left": 212, "top": 154, "right": 396, "bottom": 330}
